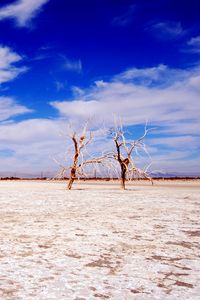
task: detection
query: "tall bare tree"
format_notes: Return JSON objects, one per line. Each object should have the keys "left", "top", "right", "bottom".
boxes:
{"left": 55, "top": 123, "right": 106, "bottom": 189}
{"left": 108, "top": 121, "right": 153, "bottom": 189}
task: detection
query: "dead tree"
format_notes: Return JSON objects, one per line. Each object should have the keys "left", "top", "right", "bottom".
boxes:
{"left": 55, "top": 123, "right": 106, "bottom": 189}
{"left": 109, "top": 122, "right": 153, "bottom": 189}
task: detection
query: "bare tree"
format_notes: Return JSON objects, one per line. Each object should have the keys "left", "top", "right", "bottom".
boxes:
{"left": 55, "top": 123, "right": 106, "bottom": 189}
{"left": 54, "top": 120, "right": 153, "bottom": 190}
{"left": 108, "top": 121, "right": 153, "bottom": 189}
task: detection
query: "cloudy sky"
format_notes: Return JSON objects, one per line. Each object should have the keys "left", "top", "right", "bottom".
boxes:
{"left": 0, "top": 0, "right": 200, "bottom": 176}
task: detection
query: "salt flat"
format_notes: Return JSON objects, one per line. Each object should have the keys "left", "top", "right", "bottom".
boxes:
{"left": 0, "top": 180, "right": 199, "bottom": 300}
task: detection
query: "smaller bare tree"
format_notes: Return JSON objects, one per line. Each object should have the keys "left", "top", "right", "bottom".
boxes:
{"left": 108, "top": 121, "right": 153, "bottom": 189}
{"left": 55, "top": 123, "right": 106, "bottom": 189}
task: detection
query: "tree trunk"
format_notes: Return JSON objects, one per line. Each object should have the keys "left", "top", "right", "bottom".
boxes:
{"left": 67, "top": 167, "right": 76, "bottom": 190}
{"left": 120, "top": 164, "right": 126, "bottom": 190}
{"left": 68, "top": 177, "right": 75, "bottom": 190}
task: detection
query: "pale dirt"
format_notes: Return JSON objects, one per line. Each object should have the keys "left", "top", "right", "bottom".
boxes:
{"left": 0, "top": 180, "right": 199, "bottom": 300}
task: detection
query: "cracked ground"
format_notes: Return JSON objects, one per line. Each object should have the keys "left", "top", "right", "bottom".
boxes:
{"left": 0, "top": 180, "right": 199, "bottom": 300}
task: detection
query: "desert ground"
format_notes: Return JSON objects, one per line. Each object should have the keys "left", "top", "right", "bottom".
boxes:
{"left": 0, "top": 180, "right": 199, "bottom": 300}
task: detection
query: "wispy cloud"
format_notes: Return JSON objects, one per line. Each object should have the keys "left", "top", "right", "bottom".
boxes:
{"left": 63, "top": 57, "right": 82, "bottom": 73}
{"left": 114, "top": 64, "right": 189, "bottom": 87}
{"left": 0, "top": 46, "right": 31, "bottom": 124}
{"left": 0, "top": 97, "right": 32, "bottom": 122}
{"left": 147, "top": 21, "right": 186, "bottom": 40}
{"left": 55, "top": 80, "right": 66, "bottom": 91}
{"left": 187, "top": 35, "right": 200, "bottom": 53}
{"left": 112, "top": 5, "right": 135, "bottom": 27}
{"left": 0, "top": 0, "right": 49, "bottom": 27}
{"left": 0, "top": 45, "right": 27, "bottom": 84}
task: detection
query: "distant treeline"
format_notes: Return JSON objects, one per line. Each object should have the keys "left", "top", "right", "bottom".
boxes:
{"left": 0, "top": 176, "right": 200, "bottom": 181}
{"left": 0, "top": 177, "right": 47, "bottom": 180}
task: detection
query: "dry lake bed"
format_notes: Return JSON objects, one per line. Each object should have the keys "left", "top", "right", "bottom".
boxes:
{"left": 0, "top": 180, "right": 199, "bottom": 300}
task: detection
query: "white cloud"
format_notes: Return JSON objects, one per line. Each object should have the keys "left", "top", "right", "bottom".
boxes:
{"left": 149, "top": 135, "right": 200, "bottom": 148}
{"left": 187, "top": 35, "right": 200, "bottom": 53}
{"left": 0, "top": 45, "right": 21, "bottom": 68}
{"left": 0, "top": 0, "right": 49, "bottom": 27}
{"left": 0, "top": 45, "right": 27, "bottom": 84}
{"left": 0, "top": 97, "right": 32, "bottom": 121}
{"left": 0, "top": 118, "right": 61, "bottom": 142}
{"left": 188, "top": 35, "right": 200, "bottom": 47}
{"left": 50, "top": 64, "right": 200, "bottom": 134}
{"left": 147, "top": 21, "right": 186, "bottom": 40}
{"left": 0, "top": 119, "right": 62, "bottom": 171}
{"left": 0, "top": 64, "right": 200, "bottom": 175}
{"left": 149, "top": 154, "right": 200, "bottom": 175}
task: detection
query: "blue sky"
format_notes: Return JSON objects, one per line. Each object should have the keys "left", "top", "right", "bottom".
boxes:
{"left": 0, "top": 0, "right": 200, "bottom": 176}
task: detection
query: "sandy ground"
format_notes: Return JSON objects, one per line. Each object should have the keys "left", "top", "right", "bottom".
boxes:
{"left": 0, "top": 180, "right": 199, "bottom": 300}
